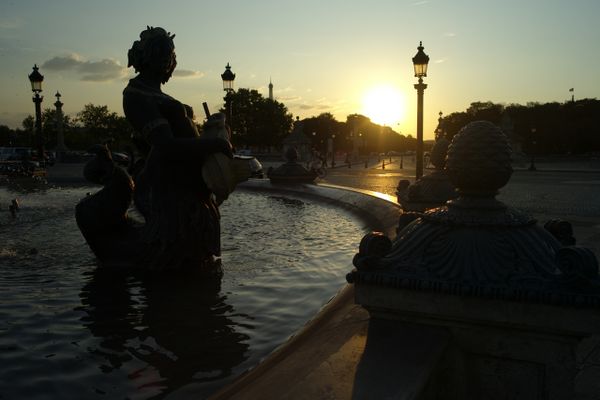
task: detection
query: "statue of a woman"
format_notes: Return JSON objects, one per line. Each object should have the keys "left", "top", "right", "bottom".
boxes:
{"left": 122, "top": 26, "right": 232, "bottom": 271}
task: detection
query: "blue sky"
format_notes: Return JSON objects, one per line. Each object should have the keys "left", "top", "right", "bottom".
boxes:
{"left": 1, "top": 0, "right": 599, "bottom": 139}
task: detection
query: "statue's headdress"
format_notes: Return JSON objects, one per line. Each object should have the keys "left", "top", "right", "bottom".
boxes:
{"left": 127, "top": 26, "right": 176, "bottom": 76}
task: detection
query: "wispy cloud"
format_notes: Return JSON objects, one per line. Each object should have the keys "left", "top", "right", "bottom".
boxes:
{"left": 0, "top": 17, "right": 23, "bottom": 30}
{"left": 296, "top": 101, "right": 331, "bottom": 111}
{"left": 279, "top": 95, "right": 302, "bottom": 102}
{"left": 434, "top": 58, "right": 447, "bottom": 64}
{"left": 172, "top": 69, "right": 204, "bottom": 79}
{"left": 412, "top": 1, "right": 429, "bottom": 6}
{"left": 443, "top": 32, "right": 456, "bottom": 37}
{"left": 42, "top": 53, "right": 127, "bottom": 82}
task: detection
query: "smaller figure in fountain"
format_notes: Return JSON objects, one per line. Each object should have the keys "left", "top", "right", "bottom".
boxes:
{"left": 396, "top": 131, "right": 456, "bottom": 212}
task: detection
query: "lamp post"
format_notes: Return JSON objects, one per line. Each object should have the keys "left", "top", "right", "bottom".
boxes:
{"left": 435, "top": 111, "right": 444, "bottom": 140}
{"left": 529, "top": 128, "right": 537, "bottom": 171}
{"left": 330, "top": 134, "right": 336, "bottom": 168}
{"left": 412, "top": 41, "right": 429, "bottom": 180}
{"left": 28, "top": 64, "right": 44, "bottom": 163}
{"left": 221, "top": 63, "right": 236, "bottom": 128}
{"left": 54, "top": 91, "right": 68, "bottom": 157}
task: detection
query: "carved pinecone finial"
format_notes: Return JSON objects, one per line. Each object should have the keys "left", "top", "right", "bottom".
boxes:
{"left": 445, "top": 121, "right": 512, "bottom": 197}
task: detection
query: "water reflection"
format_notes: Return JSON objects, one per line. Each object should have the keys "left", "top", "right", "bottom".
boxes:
{"left": 0, "top": 187, "right": 364, "bottom": 399}
{"left": 77, "top": 269, "right": 250, "bottom": 398}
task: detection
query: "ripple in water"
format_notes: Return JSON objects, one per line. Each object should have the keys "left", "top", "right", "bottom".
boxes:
{"left": 0, "top": 185, "right": 367, "bottom": 399}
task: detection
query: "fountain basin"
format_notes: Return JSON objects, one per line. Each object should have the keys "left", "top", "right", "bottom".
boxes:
{"left": 210, "top": 180, "right": 402, "bottom": 399}
{"left": 0, "top": 179, "right": 400, "bottom": 399}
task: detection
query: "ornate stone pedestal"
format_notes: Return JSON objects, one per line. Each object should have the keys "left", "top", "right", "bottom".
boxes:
{"left": 348, "top": 121, "right": 600, "bottom": 399}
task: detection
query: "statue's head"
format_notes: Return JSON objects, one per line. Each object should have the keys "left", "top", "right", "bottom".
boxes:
{"left": 127, "top": 26, "right": 176, "bottom": 84}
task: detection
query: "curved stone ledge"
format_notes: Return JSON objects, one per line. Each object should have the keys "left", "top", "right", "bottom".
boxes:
{"left": 237, "top": 180, "right": 401, "bottom": 239}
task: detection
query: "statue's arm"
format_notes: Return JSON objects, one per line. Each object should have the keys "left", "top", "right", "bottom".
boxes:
{"left": 123, "top": 94, "right": 232, "bottom": 161}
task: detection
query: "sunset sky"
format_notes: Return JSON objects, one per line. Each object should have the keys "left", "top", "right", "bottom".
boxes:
{"left": 1, "top": 0, "right": 598, "bottom": 140}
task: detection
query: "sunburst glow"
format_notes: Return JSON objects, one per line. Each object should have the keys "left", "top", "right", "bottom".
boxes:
{"left": 361, "top": 85, "right": 406, "bottom": 126}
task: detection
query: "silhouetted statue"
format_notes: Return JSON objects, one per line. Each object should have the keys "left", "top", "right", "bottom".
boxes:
{"left": 76, "top": 26, "right": 240, "bottom": 274}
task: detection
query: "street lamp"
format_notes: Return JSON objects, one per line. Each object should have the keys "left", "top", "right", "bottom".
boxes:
{"left": 28, "top": 64, "right": 45, "bottom": 163}
{"left": 529, "top": 128, "right": 537, "bottom": 171}
{"left": 54, "top": 91, "right": 68, "bottom": 155}
{"left": 221, "top": 63, "right": 235, "bottom": 128}
{"left": 435, "top": 111, "right": 444, "bottom": 140}
{"left": 330, "top": 134, "right": 336, "bottom": 168}
{"left": 412, "top": 41, "right": 429, "bottom": 180}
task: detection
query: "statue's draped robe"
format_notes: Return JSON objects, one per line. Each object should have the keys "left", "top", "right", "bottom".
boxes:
{"left": 123, "top": 77, "right": 220, "bottom": 269}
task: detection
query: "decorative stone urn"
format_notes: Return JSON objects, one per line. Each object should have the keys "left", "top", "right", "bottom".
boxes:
{"left": 396, "top": 135, "right": 457, "bottom": 211}
{"left": 348, "top": 121, "right": 600, "bottom": 399}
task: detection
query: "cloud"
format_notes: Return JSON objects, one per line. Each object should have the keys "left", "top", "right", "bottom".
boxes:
{"left": 42, "top": 53, "right": 127, "bottom": 82}
{"left": 0, "top": 17, "right": 23, "bottom": 30}
{"left": 172, "top": 69, "right": 204, "bottom": 79}
{"left": 279, "top": 95, "right": 302, "bottom": 102}
{"left": 296, "top": 102, "right": 330, "bottom": 111}
{"left": 443, "top": 32, "right": 456, "bottom": 37}
{"left": 43, "top": 54, "right": 85, "bottom": 70}
{"left": 434, "top": 58, "right": 447, "bottom": 64}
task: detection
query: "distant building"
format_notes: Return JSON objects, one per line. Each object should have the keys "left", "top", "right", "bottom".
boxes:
{"left": 268, "top": 78, "right": 273, "bottom": 101}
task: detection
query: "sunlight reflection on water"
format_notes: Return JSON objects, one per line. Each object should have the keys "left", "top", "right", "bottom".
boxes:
{"left": 0, "top": 184, "right": 367, "bottom": 399}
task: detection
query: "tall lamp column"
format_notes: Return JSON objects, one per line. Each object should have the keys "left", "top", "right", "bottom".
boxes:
{"left": 330, "top": 134, "right": 336, "bottom": 168}
{"left": 221, "top": 63, "right": 236, "bottom": 129}
{"left": 28, "top": 65, "right": 45, "bottom": 163}
{"left": 529, "top": 128, "right": 537, "bottom": 171}
{"left": 54, "top": 91, "right": 68, "bottom": 157}
{"left": 412, "top": 42, "right": 430, "bottom": 180}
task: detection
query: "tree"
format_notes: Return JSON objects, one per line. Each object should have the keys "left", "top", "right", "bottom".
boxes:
{"left": 41, "top": 107, "right": 73, "bottom": 149}
{"left": 222, "top": 89, "right": 293, "bottom": 148}
{"left": 22, "top": 115, "right": 34, "bottom": 133}
{"left": 440, "top": 99, "right": 600, "bottom": 155}
{"left": 0, "top": 125, "right": 13, "bottom": 146}
{"left": 302, "top": 113, "right": 344, "bottom": 154}
{"left": 75, "top": 104, "right": 134, "bottom": 150}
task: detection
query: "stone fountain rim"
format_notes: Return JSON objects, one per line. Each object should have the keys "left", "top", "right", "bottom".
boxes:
{"left": 237, "top": 179, "right": 401, "bottom": 239}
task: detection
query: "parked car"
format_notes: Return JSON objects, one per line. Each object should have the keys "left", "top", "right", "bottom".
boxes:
{"left": 0, "top": 147, "right": 33, "bottom": 162}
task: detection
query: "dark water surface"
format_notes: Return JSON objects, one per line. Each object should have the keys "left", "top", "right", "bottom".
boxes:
{"left": 0, "top": 183, "right": 367, "bottom": 399}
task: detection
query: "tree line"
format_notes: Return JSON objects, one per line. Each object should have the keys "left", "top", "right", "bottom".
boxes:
{"left": 0, "top": 104, "right": 135, "bottom": 152}
{"left": 440, "top": 99, "right": 600, "bottom": 155}
{"left": 2, "top": 93, "right": 598, "bottom": 156}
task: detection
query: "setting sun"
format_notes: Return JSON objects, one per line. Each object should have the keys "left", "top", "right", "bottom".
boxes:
{"left": 361, "top": 85, "right": 407, "bottom": 127}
